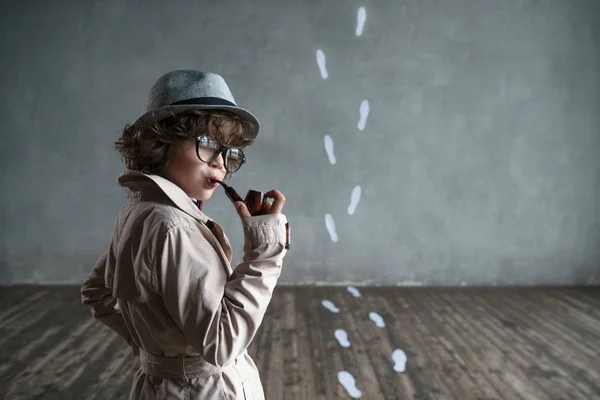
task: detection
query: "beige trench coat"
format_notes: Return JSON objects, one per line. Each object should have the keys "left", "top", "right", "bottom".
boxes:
{"left": 80, "top": 170, "right": 288, "bottom": 399}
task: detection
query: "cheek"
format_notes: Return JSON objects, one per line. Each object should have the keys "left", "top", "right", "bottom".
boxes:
{"left": 179, "top": 157, "right": 205, "bottom": 181}
{"left": 182, "top": 151, "right": 202, "bottom": 169}
{"left": 173, "top": 144, "right": 200, "bottom": 166}
{"left": 168, "top": 144, "right": 204, "bottom": 179}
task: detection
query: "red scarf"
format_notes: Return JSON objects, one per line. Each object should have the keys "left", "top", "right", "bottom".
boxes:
{"left": 192, "top": 198, "right": 203, "bottom": 211}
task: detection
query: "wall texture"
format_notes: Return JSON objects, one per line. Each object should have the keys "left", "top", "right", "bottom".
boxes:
{"left": 1, "top": 0, "right": 599, "bottom": 285}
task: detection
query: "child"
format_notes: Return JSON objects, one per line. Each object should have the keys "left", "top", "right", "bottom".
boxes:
{"left": 81, "top": 70, "right": 289, "bottom": 399}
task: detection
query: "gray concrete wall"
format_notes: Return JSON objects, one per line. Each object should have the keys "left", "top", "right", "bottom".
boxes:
{"left": 1, "top": 0, "right": 599, "bottom": 285}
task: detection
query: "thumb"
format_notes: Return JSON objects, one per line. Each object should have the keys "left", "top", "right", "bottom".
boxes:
{"left": 234, "top": 201, "right": 251, "bottom": 218}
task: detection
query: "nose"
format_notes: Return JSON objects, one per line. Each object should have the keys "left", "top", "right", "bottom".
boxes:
{"left": 209, "top": 152, "right": 225, "bottom": 169}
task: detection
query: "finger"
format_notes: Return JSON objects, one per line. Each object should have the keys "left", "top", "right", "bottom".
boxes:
{"left": 264, "top": 189, "right": 284, "bottom": 200}
{"left": 264, "top": 190, "right": 285, "bottom": 214}
{"left": 234, "top": 201, "right": 251, "bottom": 218}
{"left": 262, "top": 200, "right": 272, "bottom": 213}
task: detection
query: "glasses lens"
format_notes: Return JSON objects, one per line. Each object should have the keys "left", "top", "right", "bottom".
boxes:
{"left": 196, "top": 136, "right": 219, "bottom": 162}
{"left": 197, "top": 136, "right": 245, "bottom": 173}
{"left": 225, "top": 147, "right": 245, "bottom": 172}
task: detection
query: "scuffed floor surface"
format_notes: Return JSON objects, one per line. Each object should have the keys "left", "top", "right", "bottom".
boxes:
{"left": 0, "top": 285, "right": 599, "bottom": 399}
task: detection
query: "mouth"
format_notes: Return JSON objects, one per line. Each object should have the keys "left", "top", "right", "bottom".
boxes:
{"left": 205, "top": 177, "right": 220, "bottom": 188}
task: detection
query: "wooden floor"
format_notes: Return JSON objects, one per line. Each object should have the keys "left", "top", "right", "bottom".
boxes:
{"left": 0, "top": 286, "right": 599, "bottom": 400}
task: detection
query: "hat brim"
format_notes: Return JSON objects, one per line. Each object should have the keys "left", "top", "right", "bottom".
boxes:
{"left": 132, "top": 104, "right": 260, "bottom": 139}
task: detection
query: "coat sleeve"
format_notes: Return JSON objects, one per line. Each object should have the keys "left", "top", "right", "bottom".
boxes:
{"left": 157, "top": 213, "right": 288, "bottom": 368}
{"left": 80, "top": 249, "right": 136, "bottom": 350}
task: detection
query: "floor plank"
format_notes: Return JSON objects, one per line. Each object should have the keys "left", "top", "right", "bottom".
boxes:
{"left": 416, "top": 290, "right": 504, "bottom": 400}
{"left": 1, "top": 285, "right": 599, "bottom": 400}
{"left": 381, "top": 289, "right": 456, "bottom": 399}
{"left": 405, "top": 289, "right": 503, "bottom": 400}
{"left": 332, "top": 287, "right": 387, "bottom": 399}
{"left": 469, "top": 290, "right": 595, "bottom": 399}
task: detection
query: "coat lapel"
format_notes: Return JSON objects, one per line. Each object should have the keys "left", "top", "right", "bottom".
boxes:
{"left": 117, "top": 170, "right": 233, "bottom": 265}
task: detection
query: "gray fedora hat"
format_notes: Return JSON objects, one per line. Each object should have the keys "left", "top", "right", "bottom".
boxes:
{"left": 133, "top": 70, "right": 259, "bottom": 139}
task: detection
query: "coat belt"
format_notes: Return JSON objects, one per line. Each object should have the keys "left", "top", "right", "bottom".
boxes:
{"left": 139, "top": 349, "right": 221, "bottom": 380}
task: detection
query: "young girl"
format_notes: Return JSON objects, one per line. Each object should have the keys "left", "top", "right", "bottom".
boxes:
{"left": 81, "top": 70, "right": 289, "bottom": 399}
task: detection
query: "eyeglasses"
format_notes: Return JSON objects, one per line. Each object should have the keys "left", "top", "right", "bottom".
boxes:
{"left": 196, "top": 136, "right": 246, "bottom": 173}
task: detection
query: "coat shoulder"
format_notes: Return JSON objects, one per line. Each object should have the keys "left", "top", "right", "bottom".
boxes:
{"left": 152, "top": 201, "right": 201, "bottom": 228}
{"left": 122, "top": 200, "right": 203, "bottom": 240}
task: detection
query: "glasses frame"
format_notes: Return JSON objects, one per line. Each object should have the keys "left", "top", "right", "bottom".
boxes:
{"left": 195, "top": 136, "right": 246, "bottom": 173}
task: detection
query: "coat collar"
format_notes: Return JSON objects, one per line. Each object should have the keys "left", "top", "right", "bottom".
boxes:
{"left": 117, "top": 170, "right": 210, "bottom": 224}
{"left": 117, "top": 170, "right": 233, "bottom": 263}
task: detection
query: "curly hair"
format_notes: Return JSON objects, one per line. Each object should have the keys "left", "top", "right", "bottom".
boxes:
{"left": 114, "top": 110, "right": 256, "bottom": 177}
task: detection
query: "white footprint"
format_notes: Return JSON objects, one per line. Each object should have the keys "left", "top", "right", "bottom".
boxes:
{"left": 321, "top": 300, "right": 340, "bottom": 313}
{"left": 316, "top": 49, "right": 328, "bottom": 79}
{"left": 334, "top": 329, "right": 351, "bottom": 348}
{"left": 392, "top": 349, "right": 407, "bottom": 373}
{"left": 357, "top": 100, "right": 369, "bottom": 131}
{"left": 346, "top": 286, "right": 361, "bottom": 298}
{"left": 356, "top": 7, "right": 366, "bottom": 36}
{"left": 338, "top": 371, "right": 362, "bottom": 398}
{"left": 325, "top": 214, "right": 338, "bottom": 242}
{"left": 369, "top": 312, "right": 385, "bottom": 328}
{"left": 324, "top": 135, "right": 336, "bottom": 164}
{"left": 347, "top": 186, "right": 361, "bottom": 215}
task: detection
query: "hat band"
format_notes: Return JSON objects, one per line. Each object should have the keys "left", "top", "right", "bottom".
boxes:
{"left": 170, "top": 97, "right": 236, "bottom": 107}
